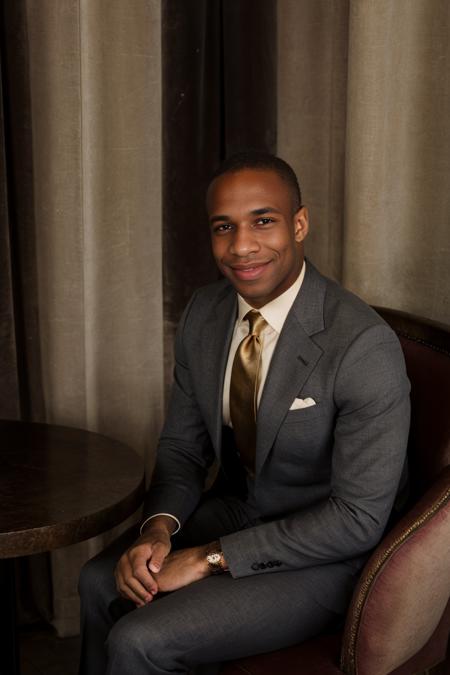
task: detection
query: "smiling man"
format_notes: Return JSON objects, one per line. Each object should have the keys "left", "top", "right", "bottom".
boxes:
{"left": 208, "top": 167, "right": 308, "bottom": 307}
{"left": 79, "top": 152, "right": 410, "bottom": 675}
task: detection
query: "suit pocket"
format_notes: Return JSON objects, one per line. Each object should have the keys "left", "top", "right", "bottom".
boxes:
{"left": 283, "top": 402, "right": 325, "bottom": 424}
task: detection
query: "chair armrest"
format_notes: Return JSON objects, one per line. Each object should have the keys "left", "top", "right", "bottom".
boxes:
{"left": 340, "top": 466, "right": 450, "bottom": 675}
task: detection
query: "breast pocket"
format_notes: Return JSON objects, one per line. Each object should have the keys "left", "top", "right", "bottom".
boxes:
{"left": 274, "top": 401, "right": 334, "bottom": 476}
{"left": 283, "top": 401, "right": 325, "bottom": 424}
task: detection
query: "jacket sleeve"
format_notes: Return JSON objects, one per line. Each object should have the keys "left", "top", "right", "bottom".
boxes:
{"left": 220, "top": 325, "right": 411, "bottom": 578}
{"left": 143, "top": 291, "right": 216, "bottom": 525}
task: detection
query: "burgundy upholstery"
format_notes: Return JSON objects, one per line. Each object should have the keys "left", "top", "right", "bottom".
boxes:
{"left": 220, "top": 308, "right": 450, "bottom": 675}
{"left": 340, "top": 467, "right": 450, "bottom": 675}
{"left": 398, "top": 338, "right": 450, "bottom": 498}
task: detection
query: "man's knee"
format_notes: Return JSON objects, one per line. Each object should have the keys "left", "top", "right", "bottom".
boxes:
{"left": 78, "top": 554, "right": 115, "bottom": 607}
{"left": 106, "top": 613, "right": 180, "bottom": 673}
{"left": 79, "top": 558, "right": 97, "bottom": 598}
{"left": 79, "top": 526, "right": 138, "bottom": 602}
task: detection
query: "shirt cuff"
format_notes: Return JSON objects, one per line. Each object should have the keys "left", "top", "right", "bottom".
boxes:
{"left": 139, "top": 513, "right": 181, "bottom": 536}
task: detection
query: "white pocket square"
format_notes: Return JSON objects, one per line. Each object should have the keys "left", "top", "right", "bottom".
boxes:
{"left": 289, "top": 397, "right": 316, "bottom": 410}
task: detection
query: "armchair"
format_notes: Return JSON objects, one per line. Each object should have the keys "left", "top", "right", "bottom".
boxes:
{"left": 221, "top": 307, "right": 450, "bottom": 675}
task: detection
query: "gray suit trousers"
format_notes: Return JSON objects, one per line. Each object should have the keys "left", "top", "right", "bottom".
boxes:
{"left": 78, "top": 495, "right": 355, "bottom": 675}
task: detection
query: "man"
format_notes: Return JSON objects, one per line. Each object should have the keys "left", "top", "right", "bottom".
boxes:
{"left": 79, "top": 152, "right": 410, "bottom": 674}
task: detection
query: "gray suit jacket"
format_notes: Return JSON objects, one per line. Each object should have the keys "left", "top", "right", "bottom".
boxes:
{"left": 145, "top": 260, "right": 410, "bottom": 580}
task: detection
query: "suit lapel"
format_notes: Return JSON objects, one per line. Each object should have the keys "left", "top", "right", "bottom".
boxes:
{"left": 256, "top": 261, "right": 327, "bottom": 475}
{"left": 199, "top": 285, "right": 237, "bottom": 456}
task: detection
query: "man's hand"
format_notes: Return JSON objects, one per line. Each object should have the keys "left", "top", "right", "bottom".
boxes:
{"left": 154, "top": 545, "right": 211, "bottom": 593}
{"left": 114, "top": 516, "right": 175, "bottom": 606}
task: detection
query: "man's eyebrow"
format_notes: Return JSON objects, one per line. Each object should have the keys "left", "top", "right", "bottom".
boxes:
{"left": 209, "top": 207, "right": 281, "bottom": 224}
{"left": 209, "top": 214, "right": 229, "bottom": 225}
{"left": 250, "top": 207, "right": 282, "bottom": 216}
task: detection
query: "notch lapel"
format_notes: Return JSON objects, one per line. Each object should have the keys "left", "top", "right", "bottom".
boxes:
{"left": 198, "top": 286, "right": 237, "bottom": 456}
{"left": 255, "top": 261, "right": 327, "bottom": 475}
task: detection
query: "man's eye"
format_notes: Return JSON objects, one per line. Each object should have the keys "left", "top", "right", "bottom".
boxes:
{"left": 213, "top": 223, "right": 232, "bottom": 233}
{"left": 256, "top": 217, "right": 274, "bottom": 225}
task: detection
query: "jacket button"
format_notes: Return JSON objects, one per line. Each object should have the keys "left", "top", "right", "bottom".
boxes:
{"left": 251, "top": 563, "right": 260, "bottom": 571}
{"left": 259, "top": 562, "right": 266, "bottom": 569}
{"left": 267, "top": 561, "right": 274, "bottom": 568}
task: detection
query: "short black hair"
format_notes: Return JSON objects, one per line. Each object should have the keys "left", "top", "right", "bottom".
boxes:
{"left": 209, "top": 151, "right": 302, "bottom": 213}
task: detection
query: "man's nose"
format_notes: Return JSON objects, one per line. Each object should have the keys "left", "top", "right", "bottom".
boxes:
{"left": 229, "top": 225, "right": 259, "bottom": 256}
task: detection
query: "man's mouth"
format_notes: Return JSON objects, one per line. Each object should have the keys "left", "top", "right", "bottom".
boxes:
{"left": 229, "top": 261, "right": 270, "bottom": 281}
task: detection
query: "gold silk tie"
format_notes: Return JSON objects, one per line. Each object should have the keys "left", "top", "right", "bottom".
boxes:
{"left": 230, "top": 310, "right": 268, "bottom": 473}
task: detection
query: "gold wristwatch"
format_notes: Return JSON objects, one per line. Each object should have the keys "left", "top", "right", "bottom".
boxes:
{"left": 206, "top": 543, "right": 227, "bottom": 574}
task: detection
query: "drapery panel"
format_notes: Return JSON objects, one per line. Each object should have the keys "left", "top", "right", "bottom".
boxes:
{"left": 342, "top": 0, "right": 450, "bottom": 322}
{"left": 278, "top": 0, "right": 450, "bottom": 324}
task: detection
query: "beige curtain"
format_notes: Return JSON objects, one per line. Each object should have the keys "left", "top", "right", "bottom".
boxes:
{"left": 23, "top": 0, "right": 163, "bottom": 636}
{"left": 278, "top": 0, "right": 450, "bottom": 325}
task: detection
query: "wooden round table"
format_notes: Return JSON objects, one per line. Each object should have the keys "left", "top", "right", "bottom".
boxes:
{"left": 0, "top": 419, "right": 145, "bottom": 674}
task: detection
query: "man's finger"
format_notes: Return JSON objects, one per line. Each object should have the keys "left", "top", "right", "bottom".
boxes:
{"left": 118, "top": 584, "right": 148, "bottom": 607}
{"left": 133, "top": 560, "right": 159, "bottom": 596}
{"left": 114, "top": 556, "right": 131, "bottom": 591}
{"left": 122, "top": 573, "right": 155, "bottom": 605}
{"left": 147, "top": 542, "right": 170, "bottom": 573}
{"left": 116, "top": 559, "right": 157, "bottom": 604}
{"left": 116, "top": 551, "right": 158, "bottom": 601}
{"left": 129, "top": 547, "right": 160, "bottom": 587}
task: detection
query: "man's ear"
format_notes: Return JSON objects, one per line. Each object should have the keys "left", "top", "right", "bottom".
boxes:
{"left": 294, "top": 206, "right": 309, "bottom": 242}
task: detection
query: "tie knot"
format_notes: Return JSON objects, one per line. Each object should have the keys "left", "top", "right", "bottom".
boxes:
{"left": 244, "top": 310, "right": 267, "bottom": 337}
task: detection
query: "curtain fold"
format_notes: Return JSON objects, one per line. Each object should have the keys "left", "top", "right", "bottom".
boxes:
{"left": 343, "top": 0, "right": 450, "bottom": 322}
{"left": 162, "top": 0, "right": 277, "bottom": 386}
{"left": 1, "top": 0, "right": 53, "bottom": 628}
{"left": 0, "top": 0, "right": 45, "bottom": 422}
{"left": 278, "top": 0, "right": 450, "bottom": 325}
{"left": 0, "top": 43, "right": 21, "bottom": 421}
{"left": 277, "top": 0, "right": 350, "bottom": 282}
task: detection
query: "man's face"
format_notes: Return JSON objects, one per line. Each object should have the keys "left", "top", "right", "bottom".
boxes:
{"left": 207, "top": 168, "right": 308, "bottom": 308}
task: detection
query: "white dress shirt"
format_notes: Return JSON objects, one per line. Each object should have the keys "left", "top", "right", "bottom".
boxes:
{"left": 222, "top": 261, "right": 306, "bottom": 426}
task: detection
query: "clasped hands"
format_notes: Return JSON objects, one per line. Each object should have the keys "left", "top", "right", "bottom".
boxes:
{"left": 114, "top": 515, "right": 211, "bottom": 607}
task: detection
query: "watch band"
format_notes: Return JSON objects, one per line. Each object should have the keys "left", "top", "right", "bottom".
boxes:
{"left": 206, "top": 543, "right": 227, "bottom": 574}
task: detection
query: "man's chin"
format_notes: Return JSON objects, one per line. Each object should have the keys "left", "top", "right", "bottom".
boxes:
{"left": 232, "top": 282, "right": 269, "bottom": 308}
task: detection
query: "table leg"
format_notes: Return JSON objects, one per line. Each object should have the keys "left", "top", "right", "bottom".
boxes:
{"left": 0, "top": 558, "right": 20, "bottom": 675}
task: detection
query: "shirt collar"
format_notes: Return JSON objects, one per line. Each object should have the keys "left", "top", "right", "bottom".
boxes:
{"left": 236, "top": 260, "right": 306, "bottom": 334}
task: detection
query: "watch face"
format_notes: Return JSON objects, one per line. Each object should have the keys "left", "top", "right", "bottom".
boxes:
{"left": 208, "top": 552, "right": 222, "bottom": 564}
